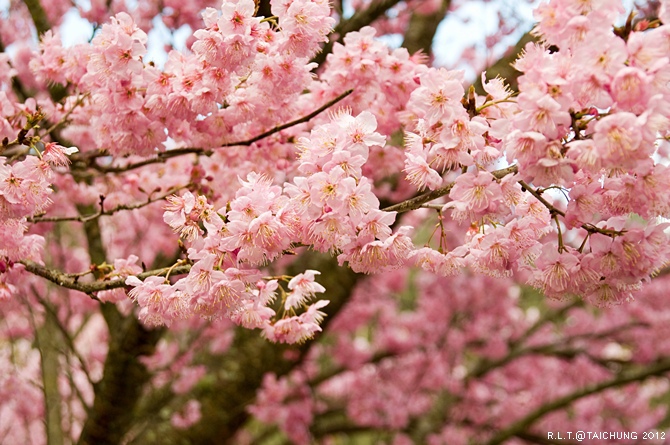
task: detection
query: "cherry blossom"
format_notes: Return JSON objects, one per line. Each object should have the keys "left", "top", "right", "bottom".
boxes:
{"left": 2, "top": 0, "right": 670, "bottom": 443}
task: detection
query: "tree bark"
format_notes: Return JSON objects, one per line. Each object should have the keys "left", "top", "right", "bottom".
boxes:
{"left": 401, "top": 0, "right": 452, "bottom": 57}
{"left": 36, "top": 311, "right": 65, "bottom": 445}
{"left": 77, "top": 318, "right": 164, "bottom": 445}
{"left": 76, "top": 212, "right": 166, "bottom": 445}
{"left": 311, "top": 0, "right": 405, "bottom": 67}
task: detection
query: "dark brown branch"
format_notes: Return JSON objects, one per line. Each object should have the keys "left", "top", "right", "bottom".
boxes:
{"left": 77, "top": 318, "right": 164, "bottom": 445}
{"left": 382, "top": 164, "right": 518, "bottom": 213}
{"left": 518, "top": 180, "right": 624, "bottom": 239}
{"left": 22, "top": 0, "right": 51, "bottom": 37}
{"left": 29, "top": 186, "right": 186, "bottom": 223}
{"left": 20, "top": 260, "right": 192, "bottom": 294}
{"left": 254, "top": 0, "right": 272, "bottom": 17}
{"left": 75, "top": 89, "right": 354, "bottom": 174}
{"left": 401, "top": 0, "right": 451, "bottom": 57}
{"left": 485, "top": 357, "right": 670, "bottom": 445}
{"left": 311, "top": 0, "right": 405, "bottom": 66}
{"left": 223, "top": 89, "right": 353, "bottom": 146}
{"left": 74, "top": 215, "right": 170, "bottom": 445}
{"left": 518, "top": 180, "right": 565, "bottom": 216}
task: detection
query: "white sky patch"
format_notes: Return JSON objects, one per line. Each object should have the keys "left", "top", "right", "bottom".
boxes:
{"left": 434, "top": 2, "right": 499, "bottom": 66}
{"left": 146, "top": 16, "right": 174, "bottom": 67}
{"left": 430, "top": 0, "right": 638, "bottom": 79}
{"left": 57, "top": 6, "right": 192, "bottom": 68}
{"left": 342, "top": 0, "right": 355, "bottom": 19}
{"left": 434, "top": 0, "right": 539, "bottom": 79}
{"left": 72, "top": 0, "right": 92, "bottom": 12}
{"left": 60, "top": 8, "right": 94, "bottom": 46}
{"left": 145, "top": 17, "right": 192, "bottom": 68}
{"left": 376, "top": 33, "right": 403, "bottom": 49}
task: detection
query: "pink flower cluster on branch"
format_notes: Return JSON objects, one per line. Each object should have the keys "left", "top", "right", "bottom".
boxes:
{"left": 3, "top": 0, "right": 670, "bottom": 343}
{"left": 5, "top": 0, "right": 670, "bottom": 443}
{"left": 123, "top": 107, "right": 413, "bottom": 340}
{"left": 285, "top": 109, "right": 413, "bottom": 273}
{"left": 31, "top": 0, "right": 334, "bottom": 158}
{"left": 386, "top": 0, "right": 670, "bottom": 306}
{"left": 0, "top": 106, "right": 80, "bottom": 282}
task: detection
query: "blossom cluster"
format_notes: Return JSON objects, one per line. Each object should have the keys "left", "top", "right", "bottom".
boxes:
{"left": 125, "top": 108, "right": 416, "bottom": 340}
{"left": 4, "top": 0, "right": 670, "bottom": 442}
{"left": 285, "top": 109, "right": 416, "bottom": 273}
{"left": 249, "top": 372, "right": 319, "bottom": 444}
{"left": 0, "top": 138, "right": 78, "bottom": 284}
{"left": 318, "top": 26, "right": 428, "bottom": 135}
{"left": 5, "top": 0, "right": 670, "bottom": 337}
{"left": 122, "top": 173, "right": 330, "bottom": 343}
{"left": 392, "top": 1, "right": 670, "bottom": 306}
{"left": 31, "top": 0, "right": 334, "bottom": 157}
{"left": 503, "top": 0, "right": 670, "bottom": 303}
{"left": 309, "top": 26, "right": 428, "bottom": 199}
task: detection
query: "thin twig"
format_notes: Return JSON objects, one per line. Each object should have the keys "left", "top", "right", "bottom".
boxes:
{"left": 382, "top": 164, "right": 519, "bottom": 213}
{"left": 519, "top": 180, "right": 624, "bottom": 239}
{"left": 19, "top": 260, "right": 193, "bottom": 295}
{"left": 28, "top": 186, "right": 187, "bottom": 223}
{"left": 44, "top": 93, "right": 89, "bottom": 135}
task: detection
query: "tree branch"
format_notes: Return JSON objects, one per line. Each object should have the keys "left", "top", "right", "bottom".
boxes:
{"left": 19, "top": 260, "right": 192, "bottom": 294}
{"left": 29, "top": 186, "right": 187, "bottom": 223}
{"left": 72, "top": 89, "right": 353, "bottom": 174}
{"left": 311, "top": 0, "right": 405, "bottom": 66}
{"left": 518, "top": 180, "right": 624, "bottom": 239}
{"left": 36, "top": 295, "right": 95, "bottom": 388}
{"left": 76, "top": 318, "right": 164, "bottom": 445}
{"left": 471, "top": 321, "right": 647, "bottom": 380}
{"left": 22, "top": 0, "right": 51, "bottom": 37}
{"left": 32, "top": 305, "right": 65, "bottom": 445}
{"left": 401, "top": 0, "right": 451, "bottom": 57}
{"left": 382, "top": 164, "right": 518, "bottom": 213}
{"left": 162, "top": 251, "right": 362, "bottom": 445}
{"left": 485, "top": 357, "right": 670, "bottom": 445}
{"left": 72, "top": 207, "right": 169, "bottom": 445}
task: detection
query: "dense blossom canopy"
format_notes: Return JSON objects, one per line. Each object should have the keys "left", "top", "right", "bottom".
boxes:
{"left": 3, "top": 0, "right": 670, "bottom": 443}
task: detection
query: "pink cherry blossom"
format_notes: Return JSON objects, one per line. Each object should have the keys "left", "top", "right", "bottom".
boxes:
{"left": 4, "top": 2, "right": 670, "bottom": 443}
{"left": 285, "top": 270, "right": 326, "bottom": 310}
